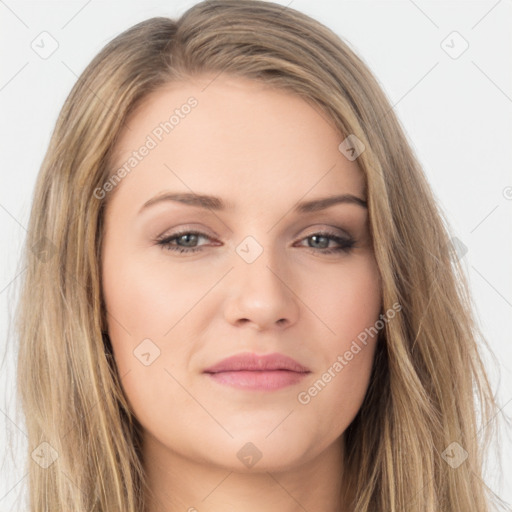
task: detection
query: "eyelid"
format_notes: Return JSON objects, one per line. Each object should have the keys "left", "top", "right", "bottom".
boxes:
{"left": 301, "top": 224, "right": 351, "bottom": 236}
{"left": 156, "top": 224, "right": 219, "bottom": 240}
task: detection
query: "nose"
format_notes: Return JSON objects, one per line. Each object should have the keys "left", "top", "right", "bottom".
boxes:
{"left": 223, "top": 245, "right": 300, "bottom": 332}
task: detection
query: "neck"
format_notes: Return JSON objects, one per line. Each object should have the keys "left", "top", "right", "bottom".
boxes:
{"left": 143, "top": 433, "right": 349, "bottom": 512}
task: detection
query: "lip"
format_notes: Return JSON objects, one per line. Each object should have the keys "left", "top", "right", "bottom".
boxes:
{"left": 203, "top": 352, "right": 311, "bottom": 391}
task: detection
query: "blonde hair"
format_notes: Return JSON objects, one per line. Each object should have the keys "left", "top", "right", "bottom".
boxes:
{"left": 14, "top": 0, "right": 508, "bottom": 510}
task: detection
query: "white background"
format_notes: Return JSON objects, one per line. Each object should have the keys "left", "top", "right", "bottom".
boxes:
{"left": 1, "top": 1, "right": 511, "bottom": 510}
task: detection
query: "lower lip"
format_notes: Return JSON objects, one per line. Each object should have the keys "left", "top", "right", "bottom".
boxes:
{"left": 205, "top": 370, "right": 309, "bottom": 391}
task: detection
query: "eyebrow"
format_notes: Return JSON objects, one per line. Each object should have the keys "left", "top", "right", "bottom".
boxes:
{"left": 139, "top": 192, "right": 367, "bottom": 214}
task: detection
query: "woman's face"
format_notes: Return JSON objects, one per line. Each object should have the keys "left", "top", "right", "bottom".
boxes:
{"left": 101, "top": 75, "right": 382, "bottom": 472}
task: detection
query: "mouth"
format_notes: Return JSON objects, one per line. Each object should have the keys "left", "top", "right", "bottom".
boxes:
{"left": 205, "top": 369, "right": 310, "bottom": 391}
{"left": 203, "top": 352, "right": 311, "bottom": 391}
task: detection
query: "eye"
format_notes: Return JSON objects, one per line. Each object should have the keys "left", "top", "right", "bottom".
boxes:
{"left": 156, "top": 230, "right": 212, "bottom": 254}
{"left": 294, "top": 230, "right": 356, "bottom": 255}
{"left": 155, "top": 229, "right": 356, "bottom": 255}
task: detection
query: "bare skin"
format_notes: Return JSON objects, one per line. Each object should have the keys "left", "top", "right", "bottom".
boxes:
{"left": 101, "top": 74, "right": 382, "bottom": 512}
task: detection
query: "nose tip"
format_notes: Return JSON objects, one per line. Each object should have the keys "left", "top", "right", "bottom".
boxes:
{"left": 224, "top": 260, "right": 300, "bottom": 332}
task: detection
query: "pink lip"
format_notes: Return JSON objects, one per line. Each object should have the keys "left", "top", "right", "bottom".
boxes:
{"left": 203, "top": 352, "right": 311, "bottom": 391}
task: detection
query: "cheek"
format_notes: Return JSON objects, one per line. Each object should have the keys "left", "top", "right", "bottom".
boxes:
{"left": 101, "top": 258, "right": 191, "bottom": 427}
{"left": 298, "top": 343, "right": 377, "bottom": 439}
{"left": 296, "top": 255, "right": 381, "bottom": 424}
{"left": 101, "top": 248, "right": 212, "bottom": 410}
{"left": 308, "top": 254, "right": 382, "bottom": 344}
{"left": 102, "top": 249, "right": 210, "bottom": 342}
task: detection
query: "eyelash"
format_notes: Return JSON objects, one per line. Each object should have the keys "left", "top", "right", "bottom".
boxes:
{"left": 155, "top": 229, "right": 356, "bottom": 255}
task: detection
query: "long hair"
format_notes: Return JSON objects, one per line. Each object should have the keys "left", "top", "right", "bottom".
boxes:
{"left": 14, "top": 1, "right": 507, "bottom": 510}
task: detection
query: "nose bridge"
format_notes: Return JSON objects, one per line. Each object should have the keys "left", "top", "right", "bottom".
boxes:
{"left": 224, "top": 231, "right": 299, "bottom": 329}
{"left": 234, "top": 232, "right": 288, "bottom": 294}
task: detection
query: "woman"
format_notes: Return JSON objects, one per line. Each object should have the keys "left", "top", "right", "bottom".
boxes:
{"left": 14, "top": 0, "right": 508, "bottom": 510}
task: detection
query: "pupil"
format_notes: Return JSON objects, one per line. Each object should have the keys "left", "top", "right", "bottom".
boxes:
{"left": 180, "top": 234, "right": 197, "bottom": 246}
{"left": 311, "top": 235, "right": 328, "bottom": 248}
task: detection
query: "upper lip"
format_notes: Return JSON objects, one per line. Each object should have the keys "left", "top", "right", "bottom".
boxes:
{"left": 203, "top": 352, "right": 310, "bottom": 373}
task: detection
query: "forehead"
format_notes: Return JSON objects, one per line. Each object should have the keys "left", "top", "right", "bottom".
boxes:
{"left": 107, "top": 75, "right": 365, "bottom": 212}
